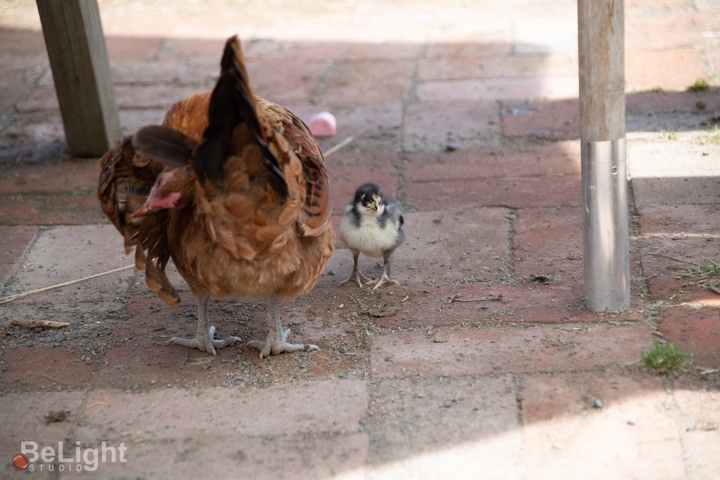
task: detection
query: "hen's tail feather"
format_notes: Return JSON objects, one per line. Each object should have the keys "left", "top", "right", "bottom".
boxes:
{"left": 194, "top": 35, "right": 288, "bottom": 198}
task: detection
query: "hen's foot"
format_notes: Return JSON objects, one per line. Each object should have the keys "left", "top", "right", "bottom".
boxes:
{"left": 247, "top": 327, "right": 319, "bottom": 359}
{"left": 365, "top": 270, "right": 399, "bottom": 290}
{"left": 339, "top": 270, "right": 373, "bottom": 288}
{"left": 171, "top": 326, "right": 241, "bottom": 356}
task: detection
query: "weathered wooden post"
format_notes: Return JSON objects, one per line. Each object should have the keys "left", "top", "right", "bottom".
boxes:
{"left": 578, "top": 0, "right": 630, "bottom": 311}
{"left": 36, "top": 0, "right": 121, "bottom": 157}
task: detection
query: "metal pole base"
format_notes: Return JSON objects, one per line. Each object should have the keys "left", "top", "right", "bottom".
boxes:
{"left": 582, "top": 139, "right": 630, "bottom": 312}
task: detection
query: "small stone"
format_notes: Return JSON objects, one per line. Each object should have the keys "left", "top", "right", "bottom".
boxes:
{"left": 592, "top": 399, "right": 604, "bottom": 409}
{"left": 150, "top": 379, "right": 157, "bottom": 385}
{"left": 443, "top": 399, "right": 457, "bottom": 408}
{"left": 446, "top": 142, "right": 459, "bottom": 151}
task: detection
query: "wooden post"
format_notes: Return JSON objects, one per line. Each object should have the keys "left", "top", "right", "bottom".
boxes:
{"left": 578, "top": 0, "right": 630, "bottom": 312}
{"left": 36, "top": 0, "right": 121, "bottom": 157}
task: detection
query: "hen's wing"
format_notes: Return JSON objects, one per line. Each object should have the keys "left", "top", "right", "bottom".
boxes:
{"left": 259, "top": 98, "right": 332, "bottom": 236}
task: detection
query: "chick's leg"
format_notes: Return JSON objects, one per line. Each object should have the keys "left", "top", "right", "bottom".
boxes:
{"left": 339, "top": 250, "right": 373, "bottom": 287}
{"left": 368, "top": 253, "right": 399, "bottom": 290}
{"left": 171, "top": 297, "right": 241, "bottom": 355}
{"left": 247, "top": 295, "right": 319, "bottom": 359}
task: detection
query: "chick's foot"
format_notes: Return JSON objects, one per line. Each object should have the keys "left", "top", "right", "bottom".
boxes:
{"left": 339, "top": 269, "right": 373, "bottom": 288}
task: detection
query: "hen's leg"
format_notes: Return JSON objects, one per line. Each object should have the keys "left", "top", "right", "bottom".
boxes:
{"left": 339, "top": 250, "right": 373, "bottom": 287}
{"left": 170, "top": 297, "right": 241, "bottom": 355}
{"left": 367, "top": 254, "right": 399, "bottom": 290}
{"left": 247, "top": 295, "right": 319, "bottom": 359}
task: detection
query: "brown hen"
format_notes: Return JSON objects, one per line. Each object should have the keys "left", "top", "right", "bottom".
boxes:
{"left": 98, "top": 36, "right": 334, "bottom": 357}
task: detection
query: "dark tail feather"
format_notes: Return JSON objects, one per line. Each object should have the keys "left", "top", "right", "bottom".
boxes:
{"left": 193, "top": 35, "right": 288, "bottom": 197}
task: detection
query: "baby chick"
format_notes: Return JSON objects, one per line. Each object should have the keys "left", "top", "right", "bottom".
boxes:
{"left": 340, "top": 183, "right": 405, "bottom": 290}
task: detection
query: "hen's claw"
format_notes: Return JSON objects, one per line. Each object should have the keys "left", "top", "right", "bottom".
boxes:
{"left": 248, "top": 327, "right": 319, "bottom": 359}
{"left": 248, "top": 295, "right": 319, "bottom": 359}
{"left": 171, "top": 326, "right": 241, "bottom": 356}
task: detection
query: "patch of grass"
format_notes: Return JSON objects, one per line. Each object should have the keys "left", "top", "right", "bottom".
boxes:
{"left": 641, "top": 339, "right": 687, "bottom": 375}
{"left": 693, "top": 259, "right": 720, "bottom": 290}
{"left": 703, "top": 124, "right": 720, "bottom": 144}
{"left": 660, "top": 131, "right": 678, "bottom": 141}
{"left": 688, "top": 79, "right": 710, "bottom": 93}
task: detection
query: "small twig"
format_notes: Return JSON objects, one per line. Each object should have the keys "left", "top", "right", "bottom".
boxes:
{"left": 10, "top": 318, "right": 69, "bottom": 328}
{"left": 700, "top": 368, "right": 720, "bottom": 375}
{"left": 0, "top": 265, "right": 135, "bottom": 305}
{"left": 323, "top": 136, "right": 353, "bottom": 157}
{"left": 448, "top": 295, "right": 508, "bottom": 303}
{"left": 649, "top": 254, "right": 699, "bottom": 266}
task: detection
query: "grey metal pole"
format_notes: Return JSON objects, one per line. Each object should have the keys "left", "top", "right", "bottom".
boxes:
{"left": 578, "top": 0, "right": 630, "bottom": 312}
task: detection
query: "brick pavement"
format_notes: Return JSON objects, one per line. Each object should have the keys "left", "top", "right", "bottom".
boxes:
{"left": 1, "top": 0, "right": 719, "bottom": 478}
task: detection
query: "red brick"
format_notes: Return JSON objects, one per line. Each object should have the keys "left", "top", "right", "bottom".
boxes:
{"left": 416, "top": 76, "right": 578, "bottom": 102}
{"left": 402, "top": 175, "right": 581, "bottom": 211}
{"left": 317, "top": 60, "right": 414, "bottom": 106}
{"left": 0, "top": 157, "right": 97, "bottom": 195}
{"left": 0, "top": 390, "right": 86, "bottom": 472}
{"left": 0, "top": 194, "right": 107, "bottom": 225}
{"left": 502, "top": 98, "right": 579, "bottom": 140}
{"left": 371, "top": 323, "right": 650, "bottom": 378}
{"left": 418, "top": 54, "right": 578, "bottom": 81}
{"left": 403, "top": 143, "right": 581, "bottom": 183}
{"left": 523, "top": 372, "right": 686, "bottom": 480}
{"left": 79, "top": 379, "right": 367, "bottom": 441}
{"left": 0, "top": 225, "right": 37, "bottom": 285}
{"left": 0, "top": 347, "right": 96, "bottom": 391}
{"left": 368, "top": 375, "right": 524, "bottom": 478}
{"left": 638, "top": 204, "right": 720, "bottom": 236}
{"left": 403, "top": 101, "right": 501, "bottom": 152}
{"left": 656, "top": 306, "right": 720, "bottom": 367}
{"left": 626, "top": 49, "right": 706, "bottom": 90}
{"left": 7, "top": 225, "right": 135, "bottom": 303}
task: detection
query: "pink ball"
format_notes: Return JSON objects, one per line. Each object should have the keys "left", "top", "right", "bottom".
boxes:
{"left": 308, "top": 112, "right": 337, "bottom": 137}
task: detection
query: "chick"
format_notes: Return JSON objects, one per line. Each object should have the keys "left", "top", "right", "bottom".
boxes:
{"left": 340, "top": 183, "right": 405, "bottom": 290}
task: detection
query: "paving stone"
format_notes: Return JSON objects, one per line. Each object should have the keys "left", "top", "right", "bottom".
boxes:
{"left": 402, "top": 175, "right": 581, "bottom": 211}
{"left": 656, "top": 306, "right": 720, "bottom": 367}
{"left": 0, "top": 194, "right": 107, "bottom": 226}
{"left": 502, "top": 98, "right": 579, "bottom": 140}
{"left": 638, "top": 204, "right": 720, "bottom": 236}
{"left": 418, "top": 53, "right": 578, "bottom": 81}
{"left": 77, "top": 379, "right": 367, "bottom": 441}
{"left": 403, "top": 143, "right": 581, "bottom": 183}
{"left": 402, "top": 100, "right": 501, "bottom": 152}
{"left": 317, "top": 60, "right": 415, "bottom": 106}
{"left": 514, "top": 207, "right": 583, "bottom": 279}
{"left": 522, "top": 372, "right": 686, "bottom": 480}
{"left": 79, "top": 432, "right": 368, "bottom": 480}
{"left": 0, "top": 347, "right": 96, "bottom": 392}
{"left": 638, "top": 236, "right": 720, "bottom": 303}
{"left": 629, "top": 141, "right": 720, "bottom": 206}
{"left": 7, "top": 225, "right": 135, "bottom": 304}
{"left": 371, "top": 323, "right": 651, "bottom": 378}
{"left": 626, "top": 49, "right": 707, "bottom": 90}
{"left": 368, "top": 375, "right": 523, "bottom": 480}
{"left": 0, "top": 225, "right": 37, "bottom": 286}
{"left": 513, "top": 16, "right": 578, "bottom": 55}
{"left": 0, "top": 157, "right": 97, "bottom": 195}
{"left": 416, "top": 76, "right": 579, "bottom": 102}
{"left": 0, "top": 390, "right": 86, "bottom": 477}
